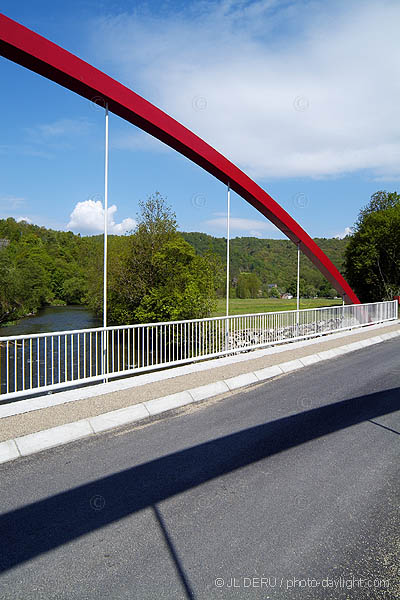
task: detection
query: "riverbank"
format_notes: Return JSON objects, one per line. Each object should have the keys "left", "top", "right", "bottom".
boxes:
{"left": 0, "top": 305, "right": 100, "bottom": 337}
{"left": 0, "top": 300, "right": 68, "bottom": 328}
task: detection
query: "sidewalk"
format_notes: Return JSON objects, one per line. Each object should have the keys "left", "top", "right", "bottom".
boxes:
{"left": 1, "top": 320, "right": 399, "bottom": 452}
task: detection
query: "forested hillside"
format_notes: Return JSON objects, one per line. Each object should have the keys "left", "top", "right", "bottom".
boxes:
{"left": 0, "top": 216, "right": 349, "bottom": 325}
{"left": 181, "top": 232, "right": 348, "bottom": 298}
{"left": 0, "top": 218, "right": 90, "bottom": 324}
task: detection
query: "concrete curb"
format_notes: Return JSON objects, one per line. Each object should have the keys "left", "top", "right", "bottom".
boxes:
{"left": 90, "top": 404, "right": 150, "bottom": 434}
{"left": 15, "top": 420, "right": 94, "bottom": 457}
{"left": 0, "top": 439, "right": 19, "bottom": 464}
{"left": 225, "top": 373, "right": 259, "bottom": 390}
{"left": 254, "top": 365, "right": 283, "bottom": 381}
{"left": 0, "top": 329, "right": 399, "bottom": 465}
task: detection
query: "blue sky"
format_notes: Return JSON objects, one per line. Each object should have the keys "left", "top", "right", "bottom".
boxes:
{"left": 1, "top": 0, "right": 399, "bottom": 239}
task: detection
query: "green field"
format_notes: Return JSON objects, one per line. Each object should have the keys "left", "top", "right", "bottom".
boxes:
{"left": 212, "top": 297, "right": 342, "bottom": 317}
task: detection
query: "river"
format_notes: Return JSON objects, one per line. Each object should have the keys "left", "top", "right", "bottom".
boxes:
{"left": 0, "top": 305, "right": 101, "bottom": 337}
{"left": 0, "top": 306, "right": 103, "bottom": 400}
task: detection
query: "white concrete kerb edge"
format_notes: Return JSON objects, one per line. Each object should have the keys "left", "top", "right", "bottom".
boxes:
{"left": 0, "top": 327, "right": 399, "bottom": 465}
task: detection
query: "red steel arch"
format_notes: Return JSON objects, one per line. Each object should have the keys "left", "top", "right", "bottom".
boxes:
{"left": 0, "top": 13, "right": 359, "bottom": 304}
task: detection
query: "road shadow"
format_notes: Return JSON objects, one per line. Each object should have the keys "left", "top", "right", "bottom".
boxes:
{"left": 0, "top": 386, "right": 399, "bottom": 576}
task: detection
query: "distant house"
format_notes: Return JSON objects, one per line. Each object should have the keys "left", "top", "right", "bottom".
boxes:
{"left": 267, "top": 283, "right": 278, "bottom": 289}
{"left": 281, "top": 293, "right": 293, "bottom": 299}
{"left": 0, "top": 239, "right": 10, "bottom": 250}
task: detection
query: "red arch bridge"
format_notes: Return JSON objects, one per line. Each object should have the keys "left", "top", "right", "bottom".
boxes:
{"left": 0, "top": 14, "right": 397, "bottom": 400}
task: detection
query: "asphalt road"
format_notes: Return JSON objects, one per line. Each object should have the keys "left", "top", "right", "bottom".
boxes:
{"left": 0, "top": 339, "right": 399, "bottom": 600}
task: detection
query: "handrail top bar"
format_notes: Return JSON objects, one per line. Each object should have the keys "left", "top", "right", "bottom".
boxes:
{"left": 0, "top": 301, "right": 395, "bottom": 342}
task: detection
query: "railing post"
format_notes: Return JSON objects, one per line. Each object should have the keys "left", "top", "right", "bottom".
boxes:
{"left": 342, "top": 294, "right": 345, "bottom": 323}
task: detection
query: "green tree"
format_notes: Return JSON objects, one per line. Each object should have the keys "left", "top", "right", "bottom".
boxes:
{"left": 0, "top": 217, "right": 95, "bottom": 323}
{"left": 88, "top": 193, "right": 219, "bottom": 324}
{"left": 356, "top": 190, "right": 400, "bottom": 229}
{"left": 0, "top": 250, "right": 18, "bottom": 322}
{"left": 303, "top": 284, "right": 318, "bottom": 298}
{"left": 345, "top": 195, "right": 400, "bottom": 302}
{"left": 62, "top": 277, "right": 88, "bottom": 304}
{"left": 135, "top": 238, "right": 218, "bottom": 322}
{"left": 268, "top": 287, "right": 280, "bottom": 299}
{"left": 13, "top": 235, "right": 52, "bottom": 312}
{"left": 287, "top": 278, "right": 306, "bottom": 297}
{"left": 120, "top": 192, "right": 178, "bottom": 310}
{"left": 317, "top": 280, "right": 337, "bottom": 298}
{"left": 236, "top": 272, "right": 261, "bottom": 299}
{"left": 86, "top": 235, "right": 130, "bottom": 323}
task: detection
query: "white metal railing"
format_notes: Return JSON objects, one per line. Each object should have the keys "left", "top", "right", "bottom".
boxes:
{"left": 0, "top": 300, "right": 397, "bottom": 401}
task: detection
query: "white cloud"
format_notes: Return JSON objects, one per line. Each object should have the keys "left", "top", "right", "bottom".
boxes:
{"left": 205, "top": 214, "right": 278, "bottom": 234}
{"left": 0, "top": 144, "right": 53, "bottom": 159}
{"left": 27, "top": 118, "right": 92, "bottom": 140}
{"left": 0, "top": 196, "right": 33, "bottom": 222}
{"left": 67, "top": 199, "right": 136, "bottom": 235}
{"left": 0, "top": 195, "right": 25, "bottom": 209}
{"left": 111, "top": 130, "right": 171, "bottom": 153}
{"left": 91, "top": 1, "right": 400, "bottom": 179}
{"left": 335, "top": 226, "right": 352, "bottom": 239}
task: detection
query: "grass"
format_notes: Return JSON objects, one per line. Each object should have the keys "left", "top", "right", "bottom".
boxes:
{"left": 211, "top": 297, "right": 342, "bottom": 317}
